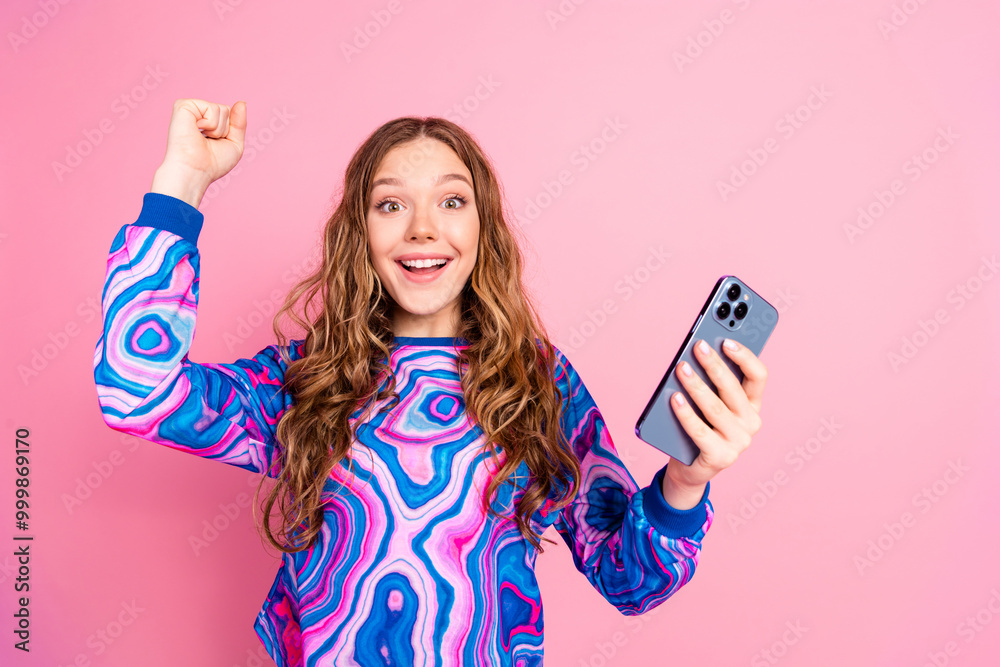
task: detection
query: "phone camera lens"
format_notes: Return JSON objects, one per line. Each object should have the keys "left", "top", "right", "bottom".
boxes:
{"left": 727, "top": 283, "right": 741, "bottom": 301}
{"left": 716, "top": 302, "right": 731, "bottom": 319}
{"left": 734, "top": 302, "right": 748, "bottom": 320}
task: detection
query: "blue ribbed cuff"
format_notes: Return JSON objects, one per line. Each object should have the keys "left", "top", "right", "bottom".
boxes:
{"left": 131, "top": 192, "right": 204, "bottom": 245}
{"left": 641, "top": 463, "right": 710, "bottom": 537}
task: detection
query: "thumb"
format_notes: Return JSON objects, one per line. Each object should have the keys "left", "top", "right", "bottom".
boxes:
{"left": 227, "top": 100, "right": 248, "bottom": 150}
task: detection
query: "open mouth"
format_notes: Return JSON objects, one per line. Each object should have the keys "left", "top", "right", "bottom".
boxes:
{"left": 398, "top": 260, "right": 449, "bottom": 275}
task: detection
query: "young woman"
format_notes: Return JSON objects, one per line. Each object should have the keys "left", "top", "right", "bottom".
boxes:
{"left": 94, "top": 99, "right": 768, "bottom": 666}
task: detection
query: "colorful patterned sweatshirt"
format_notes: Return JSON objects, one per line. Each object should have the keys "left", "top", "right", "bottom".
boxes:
{"left": 93, "top": 193, "right": 714, "bottom": 666}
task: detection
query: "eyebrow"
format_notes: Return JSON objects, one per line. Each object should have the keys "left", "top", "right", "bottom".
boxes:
{"left": 371, "top": 173, "right": 473, "bottom": 189}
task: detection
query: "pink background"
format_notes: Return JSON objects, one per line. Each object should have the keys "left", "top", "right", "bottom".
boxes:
{"left": 2, "top": 1, "right": 999, "bottom": 665}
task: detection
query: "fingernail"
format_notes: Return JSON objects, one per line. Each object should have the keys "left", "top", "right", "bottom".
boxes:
{"left": 674, "top": 392, "right": 686, "bottom": 406}
{"left": 724, "top": 339, "right": 738, "bottom": 352}
{"left": 680, "top": 361, "right": 692, "bottom": 376}
{"left": 697, "top": 340, "right": 710, "bottom": 355}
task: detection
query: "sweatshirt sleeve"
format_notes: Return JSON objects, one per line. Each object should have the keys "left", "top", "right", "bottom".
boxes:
{"left": 92, "top": 192, "right": 300, "bottom": 477}
{"left": 550, "top": 347, "right": 714, "bottom": 615}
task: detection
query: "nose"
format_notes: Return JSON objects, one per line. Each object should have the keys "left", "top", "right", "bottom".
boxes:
{"left": 406, "top": 203, "right": 438, "bottom": 241}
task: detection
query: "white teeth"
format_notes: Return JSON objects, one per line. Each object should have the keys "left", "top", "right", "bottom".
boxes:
{"left": 401, "top": 258, "right": 447, "bottom": 268}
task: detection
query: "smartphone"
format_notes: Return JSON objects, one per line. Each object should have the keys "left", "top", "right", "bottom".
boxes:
{"left": 635, "top": 275, "right": 778, "bottom": 466}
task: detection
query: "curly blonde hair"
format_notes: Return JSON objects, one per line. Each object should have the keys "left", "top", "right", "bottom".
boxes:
{"left": 255, "top": 116, "right": 581, "bottom": 553}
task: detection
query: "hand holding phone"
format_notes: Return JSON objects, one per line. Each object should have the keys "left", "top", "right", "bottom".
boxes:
{"left": 635, "top": 276, "right": 777, "bottom": 466}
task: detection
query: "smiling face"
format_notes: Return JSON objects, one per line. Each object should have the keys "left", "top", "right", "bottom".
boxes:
{"left": 366, "top": 137, "right": 480, "bottom": 338}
